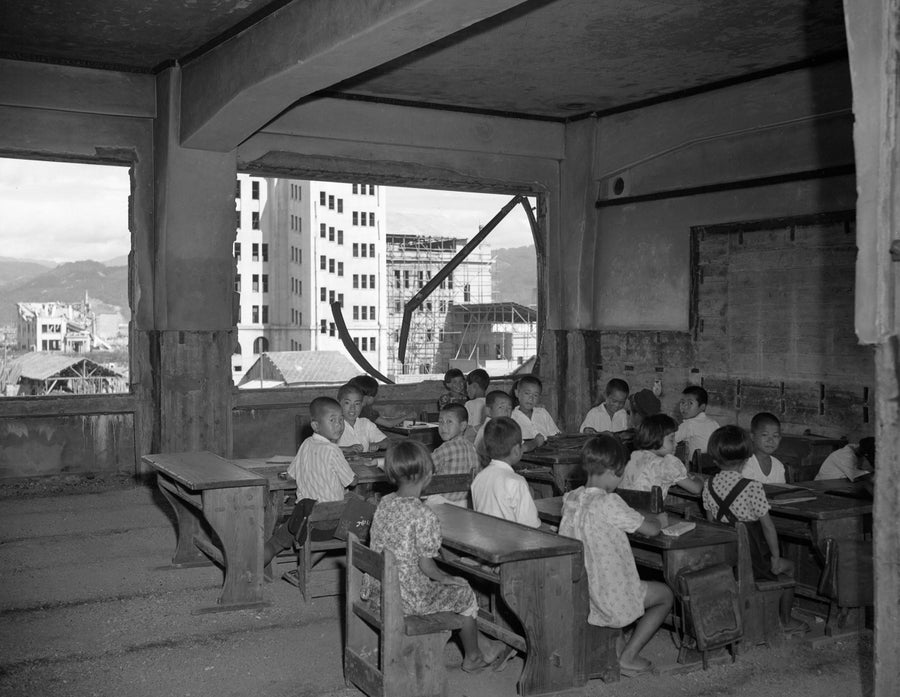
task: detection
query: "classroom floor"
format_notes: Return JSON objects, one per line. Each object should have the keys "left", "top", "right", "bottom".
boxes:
{"left": 0, "top": 475, "right": 874, "bottom": 697}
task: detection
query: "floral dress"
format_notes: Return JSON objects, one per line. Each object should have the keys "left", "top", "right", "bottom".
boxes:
{"left": 620, "top": 449, "right": 688, "bottom": 497}
{"left": 363, "top": 494, "right": 477, "bottom": 616}
{"left": 559, "top": 486, "right": 647, "bottom": 628}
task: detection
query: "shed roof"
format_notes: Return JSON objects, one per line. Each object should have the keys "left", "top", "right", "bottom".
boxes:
{"left": 238, "top": 351, "right": 359, "bottom": 387}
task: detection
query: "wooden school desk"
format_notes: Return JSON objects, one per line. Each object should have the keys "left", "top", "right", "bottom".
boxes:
{"left": 519, "top": 432, "right": 634, "bottom": 495}
{"left": 432, "top": 504, "right": 587, "bottom": 697}
{"left": 380, "top": 422, "right": 441, "bottom": 449}
{"left": 144, "top": 451, "right": 269, "bottom": 613}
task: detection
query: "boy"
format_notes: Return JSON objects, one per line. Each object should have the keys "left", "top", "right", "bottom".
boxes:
{"left": 437, "top": 367, "right": 468, "bottom": 410}
{"left": 816, "top": 437, "right": 875, "bottom": 481}
{"left": 349, "top": 374, "right": 412, "bottom": 428}
{"left": 465, "top": 368, "right": 491, "bottom": 430}
{"left": 674, "top": 385, "right": 719, "bottom": 462}
{"left": 337, "top": 383, "right": 388, "bottom": 453}
{"left": 474, "top": 390, "right": 514, "bottom": 466}
{"left": 471, "top": 416, "right": 540, "bottom": 528}
{"left": 580, "top": 378, "right": 629, "bottom": 433}
{"left": 264, "top": 396, "right": 358, "bottom": 564}
{"left": 431, "top": 403, "right": 480, "bottom": 505}
{"left": 742, "top": 412, "right": 786, "bottom": 483}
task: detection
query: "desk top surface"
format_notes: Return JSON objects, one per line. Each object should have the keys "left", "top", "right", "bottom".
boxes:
{"left": 764, "top": 482, "right": 872, "bottom": 519}
{"left": 381, "top": 423, "right": 439, "bottom": 435}
{"left": 433, "top": 504, "right": 582, "bottom": 564}
{"left": 236, "top": 457, "right": 386, "bottom": 489}
{"left": 520, "top": 432, "right": 633, "bottom": 466}
{"left": 144, "top": 451, "right": 267, "bottom": 490}
{"left": 534, "top": 496, "right": 736, "bottom": 550}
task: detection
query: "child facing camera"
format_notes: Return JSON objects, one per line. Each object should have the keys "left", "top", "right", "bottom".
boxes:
{"left": 510, "top": 374, "right": 560, "bottom": 451}
{"left": 580, "top": 378, "right": 630, "bottom": 433}
{"left": 559, "top": 434, "right": 673, "bottom": 677}
{"left": 620, "top": 414, "right": 704, "bottom": 496}
{"left": 438, "top": 368, "right": 469, "bottom": 410}
{"left": 742, "top": 412, "right": 786, "bottom": 484}
{"left": 364, "top": 440, "right": 503, "bottom": 672}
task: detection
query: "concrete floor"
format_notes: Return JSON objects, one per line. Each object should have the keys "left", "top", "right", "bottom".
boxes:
{"left": 0, "top": 476, "right": 874, "bottom": 697}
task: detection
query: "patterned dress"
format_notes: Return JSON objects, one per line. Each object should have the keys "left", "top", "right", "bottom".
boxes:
{"left": 620, "top": 450, "right": 689, "bottom": 497}
{"left": 559, "top": 486, "right": 647, "bottom": 628}
{"left": 702, "top": 470, "right": 769, "bottom": 522}
{"left": 363, "top": 494, "right": 477, "bottom": 616}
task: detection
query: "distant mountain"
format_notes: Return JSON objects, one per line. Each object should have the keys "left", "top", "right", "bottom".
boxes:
{"left": 0, "top": 260, "right": 128, "bottom": 326}
{"left": 492, "top": 245, "right": 537, "bottom": 306}
{"left": 102, "top": 255, "right": 128, "bottom": 267}
{"left": 0, "top": 257, "right": 56, "bottom": 289}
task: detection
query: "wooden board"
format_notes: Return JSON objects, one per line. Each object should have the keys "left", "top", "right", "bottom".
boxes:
{"left": 143, "top": 451, "right": 266, "bottom": 490}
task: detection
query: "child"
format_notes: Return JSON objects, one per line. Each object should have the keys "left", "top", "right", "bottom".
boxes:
{"left": 580, "top": 378, "right": 630, "bottom": 434}
{"left": 702, "top": 425, "right": 807, "bottom": 634}
{"left": 559, "top": 434, "right": 673, "bottom": 677}
{"left": 620, "top": 414, "right": 704, "bottom": 496}
{"left": 471, "top": 417, "right": 540, "bottom": 528}
{"left": 437, "top": 368, "right": 468, "bottom": 410}
{"left": 337, "top": 383, "right": 389, "bottom": 453}
{"left": 628, "top": 389, "right": 661, "bottom": 430}
{"left": 742, "top": 412, "right": 786, "bottom": 484}
{"left": 510, "top": 374, "right": 560, "bottom": 451}
{"left": 474, "top": 390, "right": 514, "bottom": 467}
{"left": 364, "top": 440, "right": 501, "bottom": 672}
{"left": 815, "top": 437, "right": 875, "bottom": 481}
{"left": 264, "top": 396, "right": 358, "bottom": 565}
{"left": 465, "top": 368, "right": 490, "bottom": 430}
{"left": 432, "top": 403, "right": 480, "bottom": 505}
{"left": 349, "top": 374, "right": 412, "bottom": 428}
{"left": 674, "top": 386, "right": 720, "bottom": 462}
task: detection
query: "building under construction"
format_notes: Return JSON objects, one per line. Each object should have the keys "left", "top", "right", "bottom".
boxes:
{"left": 385, "top": 234, "right": 492, "bottom": 377}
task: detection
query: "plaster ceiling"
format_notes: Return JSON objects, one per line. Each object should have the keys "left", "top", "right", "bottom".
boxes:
{"left": 1, "top": 0, "right": 848, "bottom": 119}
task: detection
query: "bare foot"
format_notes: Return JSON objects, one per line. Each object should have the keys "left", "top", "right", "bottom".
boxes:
{"left": 618, "top": 655, "right": 653, "bottom": 677}
{"left": 461, "top": 653, "right": 490, "bottom": 673}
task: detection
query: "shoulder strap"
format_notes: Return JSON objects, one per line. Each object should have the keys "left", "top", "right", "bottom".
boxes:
{"left": 708, "top": 477, "right": 752, "bottom": 524}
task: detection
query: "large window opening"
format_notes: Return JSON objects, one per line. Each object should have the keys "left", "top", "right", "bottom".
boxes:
{"left": 232, "top": 173, "right": 539, "bottom": 387}
{"left": 0, "top": 158, "right": 131, "bottom": 397}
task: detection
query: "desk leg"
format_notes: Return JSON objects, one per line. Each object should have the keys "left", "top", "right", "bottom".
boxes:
{"left": 157, "top": 477, "right": 210, "bottom": 568}
{"left": 501, "top": 556, "right": 583, "bottom": 696}
{"left": 200, "top": 485, "right": 269, "bottom": 613}
{"left": 263, "top": 490, "right": 285, "bottom": 581}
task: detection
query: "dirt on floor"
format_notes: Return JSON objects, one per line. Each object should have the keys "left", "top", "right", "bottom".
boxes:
{"left": 0, "top": 475, "right": 874, "bottom": 697}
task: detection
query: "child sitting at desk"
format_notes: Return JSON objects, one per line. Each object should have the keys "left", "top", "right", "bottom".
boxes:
{"left": 432, "top": 403, "right": 479, "bottom": 505}
{"left": 337, "top": 382, "right": 389, "bottom": 453}
{"left": 264, "top": 396, "right": 358, "bottom": 565}
{"left": 674, "top": 385, "right": 720, "bottom": 462}
{"left": 580, "top": 378, "right": 630, "bottom": 434}
{"left": 465, "top": 368, "right": 490, "bottom": 431}
{"left": 815, "top": 436, "right": 875, "bottom": 481}
{"left": 559, "top": 434, "right": 673, "bottom": 677}
{"left": 742, "top": 412, "right": 787, "bottom": 484}
{"left": 702, "top": 425, "right": 807, "bottom": 634}
{"left": 438, "top": 367, "right": 469, "bottom": 410}
{"left": 510, "top": 374, "right": 560, "bottom": 452}
{"left": 364, "top": 440, "right": 502, "bottom": 673}
{"left": 474, "top": 390, "right": 514, "bottom": 467}
{"left": 349, "top": 374, "right": 412, "bottom": 428}
{"left": 620, "top": 414, "right": 704, "bottom": 497}
{"left": 471, "top": 417, "right": 541, "bottom": 528}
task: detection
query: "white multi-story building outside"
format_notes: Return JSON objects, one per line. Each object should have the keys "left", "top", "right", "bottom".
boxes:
{"left": 233, "top": 175, "right": 388, "bottom": 382}
{"left": 385, "top": 234, "right": 492, "bottom": 378}
{"left": 16, "top": 299, "right": 112, "bottom": 353}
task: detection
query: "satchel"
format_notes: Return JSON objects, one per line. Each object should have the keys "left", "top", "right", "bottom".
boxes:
{"left": 677, "top": 563, "right": 742, "bottom": 651}
{"left": 334, "top": 495, "right": 377, "bottom": 544}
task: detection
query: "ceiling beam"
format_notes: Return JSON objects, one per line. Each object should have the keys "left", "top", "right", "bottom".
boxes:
{"left": 180, "top": 0, "right": 532, "bottom": 151}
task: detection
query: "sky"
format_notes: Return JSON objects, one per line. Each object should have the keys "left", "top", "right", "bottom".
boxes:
{"left": 0, "top": 157, "right": 535, "bottom": 265}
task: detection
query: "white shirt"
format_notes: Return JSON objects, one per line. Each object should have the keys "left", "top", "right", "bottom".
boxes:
{"left": 471, "top": 459, "right": 540, "bottom": 528}
{"left": 674, "top": 412, "right": 719, "bottom": 460}
{"left": 579, "top": 405, "right": 629, "bottom": 433}
{"left": 465, "top": 397, "right": 486, "bottom": 428}
{"left": 288, "top": 433, "right": 355, "bottom": 502}
{"left": 741, "top": 454, "right": 786, "bottom": 484}
{"left": 511, "top": 406, "right": 560, "bottom": 440}
{"left": 338, "top": 417, "right": 386, "bottom": 452}
{"left": 474, "top": 417, "right": 491, "bottom": 465}
{"left": 815, "top": 445, "right": 872, "bottom": 481}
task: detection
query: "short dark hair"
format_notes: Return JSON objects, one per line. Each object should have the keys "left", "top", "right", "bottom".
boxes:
{"left": 440, "top": 403, "right": 468, "bottom": 422}
{"left": 511, "top": 374, "right": 542, "bottom": 406}
{"left": 484, "top": 417, "right": 522, "bottom": 459}
{"left": 486, "top": 390, "right": 512, "bottom": 408}
{"left": 581, "top": 434, "right": 627, "bottom": 477}
{"left": 467, "top": 368, "right": 490, "bottom": 390}
{"left": 750, "top": 412, "right": 781, "bottom": 432}
{"left": 349, "top": 374, "right": 379, "bottom": 397}
{"left": 858, "top": 436, "right": 876, "bottom": 466}
{"left": 443, "top": 368, "right": 465, "bottom": 386}
{"left": 337, "top": 383, "right": 364, "bottom": 401}
{"left": 635, "top": 413, "right": 678, "bottom": 450}
{"left": 708, "top": 425, "right": 753, "bottom": 468}
{"left": 384, "top": 440, "right": 433, "bottom": 485}
{"left": 605, "top": 378, "right": 629, "bottom": 396}
{"left": 682, "top": 385, "right": 709, "bottom": 406}
{"left": 310, "top": 396, "right": 341, "bottom": 422}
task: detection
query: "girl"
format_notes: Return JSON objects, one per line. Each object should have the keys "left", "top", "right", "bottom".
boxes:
{"left": 620, "top": 414, "right": 704, "bottom": 496}
{"left": 365, "top": 440, "right": 500, "bottom": 672}
{"left": 559, "top": 434, "right": 673, "bottom": 677}
{"left": 702, "top": 425, "right": 807, "bottom": 633}
{"left": 510, "top": 374, "right": 560, "bottom": 451}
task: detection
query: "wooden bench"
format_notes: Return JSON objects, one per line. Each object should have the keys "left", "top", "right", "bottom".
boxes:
{"left": 616, "top": 485, "right": 665, "bottom": 514}
{"left": 143, "top": 451, "right": 269, "bottom": 613}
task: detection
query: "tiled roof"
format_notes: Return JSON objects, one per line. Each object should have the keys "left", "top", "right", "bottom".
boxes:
{"left": 241, "top": 351, "right": 360, "bottom": 386}
{"left": 4, "top": 352, "right": 121, "bottom": 381}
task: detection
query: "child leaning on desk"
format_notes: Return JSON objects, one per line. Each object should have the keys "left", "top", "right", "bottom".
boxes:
{"left": 559, "top": 434, "right": 673, "bottom": 678}
{"left": 702, "top": 425, "right": 808, "bottom": 634}
{"left": 620, "top": 414, "right": 704, "bottom": 496}
{"left": 580, "top": 378, "right": 630, "bottom": 434}
{"left": 363, "top": 440, "right": 504, "bottom": 673}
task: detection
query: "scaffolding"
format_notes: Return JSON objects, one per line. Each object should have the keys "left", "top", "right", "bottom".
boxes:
{"left": 434, "top": 302, "right": 537, "bottom": 369}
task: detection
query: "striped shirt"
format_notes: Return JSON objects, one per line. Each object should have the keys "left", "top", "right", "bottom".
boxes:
{"left": 288, "top": 433, "right": 356, "bottom": 502}
{"left": 432, "top": 435, "right": 479, "bottom": 504}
